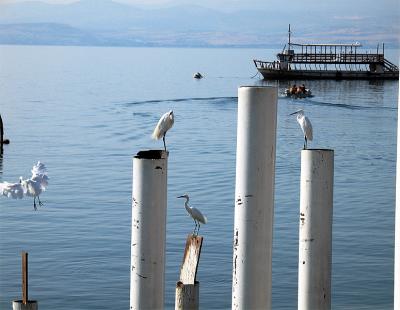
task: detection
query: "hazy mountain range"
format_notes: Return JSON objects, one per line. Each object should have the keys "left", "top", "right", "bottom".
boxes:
{"left": 0, "top": 0, "right": 398, "bottom": 48}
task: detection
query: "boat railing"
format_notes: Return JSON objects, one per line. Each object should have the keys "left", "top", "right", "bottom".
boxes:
{"left": 383, "top": 59, "right": 399, "bottom": 72}
{"left": 284, "top": 53, "right": 386, "bottom": 64}
{"left": 254, "top": 55, "right": 398, "bottom": 73}
{"left": 253, "top": 60, "right": 280, "bottom": 70}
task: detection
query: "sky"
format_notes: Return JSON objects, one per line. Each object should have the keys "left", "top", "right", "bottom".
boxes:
{"left": 0, "top": 0, "right": 398, "bottom": 47}
{"left": 2, "top": 0, "right": 399, "bottom": 13}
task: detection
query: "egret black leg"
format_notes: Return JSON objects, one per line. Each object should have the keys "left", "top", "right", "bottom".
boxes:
{"left": 38, "top": 196, "right": 43, "bottom": 206}
{"left": 197, "top": 223, "right": 201, "bottom": 236}
{"left": 193, "top": 219, "right": 197, "bottom": 235}
{"left": 163, "top": 134, "right": 166, "bottom": 151}
{"left": 304, "top": 136, "right": 307, "bottom": 150}
{"left": 33, "top": 197, "right": 37, "bottom": 211}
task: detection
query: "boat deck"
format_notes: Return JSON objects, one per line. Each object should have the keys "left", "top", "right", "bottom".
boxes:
{"left": 254, "top": 25, "right": 399, "bottom": 80}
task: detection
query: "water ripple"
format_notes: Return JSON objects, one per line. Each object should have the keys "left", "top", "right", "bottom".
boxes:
{"left": 301, "top": 98, "right": 397, "bottom": 111}
{"left": 122, "top": 96, "right": 237, "bottom": 106}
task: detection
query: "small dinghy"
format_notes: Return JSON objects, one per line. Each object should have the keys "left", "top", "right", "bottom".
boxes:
{"left": 285, "top": 84, "right": 312, "bottom": 98}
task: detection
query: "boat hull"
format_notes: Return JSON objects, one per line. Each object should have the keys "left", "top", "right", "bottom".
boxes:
{"left": 257, "top": 68, "right": 399, "bottom": 80}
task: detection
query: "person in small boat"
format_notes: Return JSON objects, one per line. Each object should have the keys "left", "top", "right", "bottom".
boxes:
{"left": 290, "top": 84, "right": 297, "bottom": 94}
{"left": 298, "top": 84, "right": 306, "bottom": 94}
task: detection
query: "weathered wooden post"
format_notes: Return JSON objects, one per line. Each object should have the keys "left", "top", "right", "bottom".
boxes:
{"left": 0, "top": 114, "right": 10, "bottom": 155}
{"left": 232, "top": 86, "right": 278, "bottom": 309}
{"left": 130, "top": 150, "right": 168, "bottom": 310}
{"left": 175, "top": 235, "right": 203, "bottom": 310}
{"left": 0, "top": 113, "right": 4, "bottom": 154}
{"left": 395, "top": 84, "right": 400, "bottom": 310}
{"left": 298, "top": 149, "right": 334, "bottom": 310}
{"left": 12, "top": 252, "right": 38, "bottom": 310}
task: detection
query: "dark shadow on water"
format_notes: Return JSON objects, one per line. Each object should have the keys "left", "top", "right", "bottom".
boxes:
{"left": 258, "top": 78, "right": 397, "bottom": 110}
{"left": 256, "top": 78, "right": 391, "bottom": 95}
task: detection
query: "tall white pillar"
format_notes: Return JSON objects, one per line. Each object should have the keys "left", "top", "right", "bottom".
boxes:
{"left": 394, "top": 82, "right": 400, "bottom": 309}
{"left": 232, "top": 86, "right": 278, "bottom": 310}
{"left": 298, "top": 149, "right": 334, "bottom": 310}
{"left": 130, "top": 150, "right": 168, "bottom": 310}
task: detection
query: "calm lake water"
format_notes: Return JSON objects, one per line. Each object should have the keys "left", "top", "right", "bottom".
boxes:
{"left": 0, "top": 45, "right": 399, "bottom": 309}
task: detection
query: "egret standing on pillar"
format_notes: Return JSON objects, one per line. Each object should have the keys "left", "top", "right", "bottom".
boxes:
{"left": 177, "top": 194, "right": 207, "bottom": 236}
{"left": 152, "top": 110, "right": 174, "bottom": 151}
{"left": 290, "top": 109, "right": 313, "bottom": 149}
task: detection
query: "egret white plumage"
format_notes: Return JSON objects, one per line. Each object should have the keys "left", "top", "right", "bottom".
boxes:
{"left": 290, "top": 109, "right": 313, "bottom": 149}
{"left": 152, "top": 110, "right": 174, "bottom": 151}
{"left": 0, "top": 161, "right": 49, "bottom": 210}
{"left": 26, "top": 161, "right": 48, "bottom": 209}
{"left": 177, "top": 194, "right": 207, "bottom": 236}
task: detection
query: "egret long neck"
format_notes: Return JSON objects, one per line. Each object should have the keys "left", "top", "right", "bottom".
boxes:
{"left": 184, "top": 197, "right": 191, "bottom": 212}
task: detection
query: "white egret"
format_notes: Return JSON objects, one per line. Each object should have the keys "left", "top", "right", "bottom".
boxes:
{"left": 25, "top": 161, "right": 49, "bottom": 209}
{"left": 290, "top": 109, "right": 313, "bottom": 149}
{"left": 152, "top": 110, "right": 174, "bottom": 151}
{"left": 177, "top": 194, "right": 207, "bottom": 236}
{"left": 0, "top": 161, "right": 49, "bottom": 210}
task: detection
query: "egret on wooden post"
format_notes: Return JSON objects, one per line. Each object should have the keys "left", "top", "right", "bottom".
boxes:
{"left": 177, "top": 194, "right": 207, "bottom": 236}
{"left": 152, "top": 110, "right": 174, "bottom": 151}
{"left": 0, "top": 161, "right": 49, "bottom": 210}
{"left": 290, "top": 109, "right": 313, "bottom": 149}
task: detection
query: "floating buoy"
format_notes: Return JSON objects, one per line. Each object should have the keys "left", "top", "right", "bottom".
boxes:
{"left": 193, "top": 72, "right": 203, "bottom": 79}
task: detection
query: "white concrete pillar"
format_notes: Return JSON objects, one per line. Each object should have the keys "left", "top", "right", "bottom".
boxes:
{"left": 298, "top": 149, "right": 334, "bottom": 310}
{"left": 232, "top": 86, "right": 278, "bottom": 310}
{"left": 394, "top": 81, "right": 400, "bottom": 309}
{"left": 130, "top": 150, "right": 168, "bottom": 310}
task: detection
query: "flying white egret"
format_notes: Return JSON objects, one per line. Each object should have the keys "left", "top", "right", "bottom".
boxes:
{"left": 152, "top": 110, "right": 174, "bottom": 151}
{"left": 25, "top": 161, "right": 49, "bottom": 209}
{"left": 0, "top": 161, "right": 49, "bottom": 210}
{"left": 290, "top": 109, "right": 313, "bottom": 149}
{"left": 177, "top": 194, "right": 207, "bottom": 236}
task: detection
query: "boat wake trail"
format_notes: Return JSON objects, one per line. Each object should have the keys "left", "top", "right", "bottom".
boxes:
{"left": 302, "top": 98, "right": 396, "bottom": 111}
{"left": 123, "top": 96, "right": 237, "bottom": 106}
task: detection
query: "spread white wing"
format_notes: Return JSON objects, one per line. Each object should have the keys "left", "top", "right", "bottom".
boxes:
{"left": 0, "top": 181, "right": 24, "bottom": 199}
{"left": 30, "top": 161, "right": 49, "bottom": 191}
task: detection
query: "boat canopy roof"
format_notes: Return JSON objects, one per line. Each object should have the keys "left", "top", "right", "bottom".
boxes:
{"left": 290, "top": 42, "right": 362, "bottom": 47}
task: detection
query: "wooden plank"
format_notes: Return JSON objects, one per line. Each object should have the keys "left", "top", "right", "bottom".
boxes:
{"left": 22, "top": 252, "right": 28, "bottom": 304}
{"left": 179, "top": 235, "right": 203, "bottom": 285}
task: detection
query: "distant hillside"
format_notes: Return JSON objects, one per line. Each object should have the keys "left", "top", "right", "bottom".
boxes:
{"left": 0, "top": 0, "right": 398, "bottom": 48}
{"left": 0, "top": 23, "right": 101, "bottom": 46}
